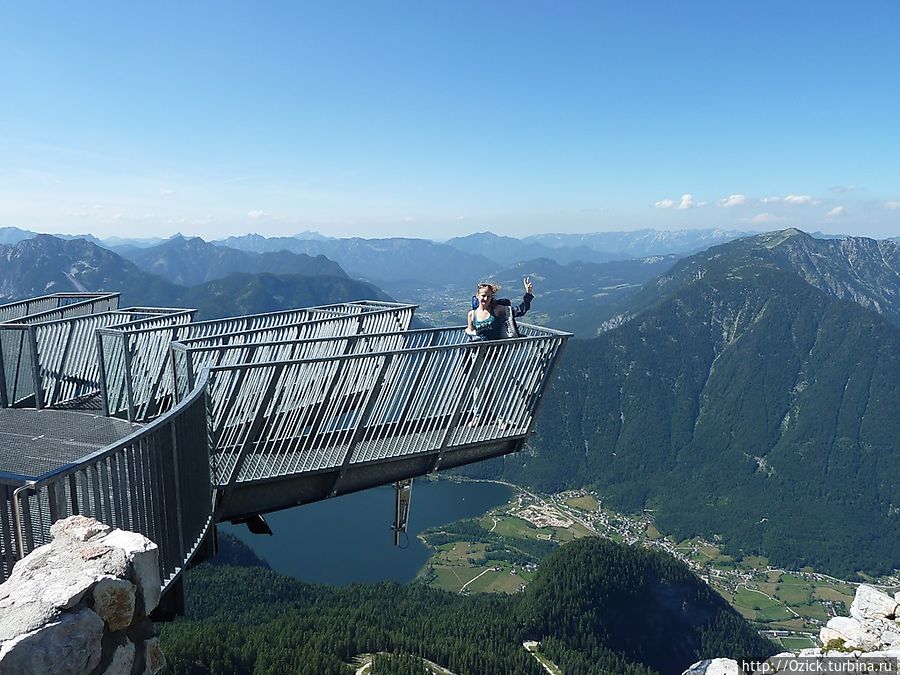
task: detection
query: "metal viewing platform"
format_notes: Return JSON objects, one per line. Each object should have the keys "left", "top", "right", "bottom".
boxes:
{"left": 0, "top": 293, "right": 569, "bottom": 614}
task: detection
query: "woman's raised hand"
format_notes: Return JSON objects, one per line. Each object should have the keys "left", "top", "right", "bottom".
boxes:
{"left": 523, "top": 276, "right": 533, "bottom": 294}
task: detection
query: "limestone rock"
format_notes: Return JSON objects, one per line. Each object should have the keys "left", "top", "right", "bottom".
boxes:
{"left": 820, "top": 615, "right": 869, "bottom": 648}
{"left": 0, "top": 598, "right": 59, "bottom": 643}
{"left": 0, "top": 526, "right": 129, "bottom": 624}
{"left": 93, "top": 577, "right": 136, "bottom": 631}
{"left": 878, "top": 622, "right": 900, "bottom": 649}
{"left": 850, "top": 584, "right": 897, "bottom": 622}
{"left": 102, "top": 639, "right": 135, "bottom": 675}
{"left": 0, "top": 517, "right": 164, "bottom": 675}
{"left": 49, "top": 515, "right": 112, "bottom": 543}
{"left": 682, "top": 658, "right": 741, "bottom": 675}
{"left": 98, "top": 529, "right": 161, "bottom": 614}
{"left": 863, "top": 648, "right": 900, "bottom": 659}
{"left": 142, "top": 636, "right": 166, "bottom": 674}
{"left": 754, "top": 652, "right": 809, "bottom": 675}
{"left": 0, "top": 607, "right": 103, "bottom": 675}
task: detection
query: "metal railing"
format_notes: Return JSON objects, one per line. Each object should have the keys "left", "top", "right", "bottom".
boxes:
{"left": 0, "top": 308, "right": 193, "bottom": 410}
{"left": 0, "top": 479, "right": 18, "bottom": 581}
{"left": 100, "top": 302, "right": 416, "bottom": 422}
{"left": 0, "top": 294, "right": 570, "bottom": 599}
{"left": 4, "top": 372, "right": 213, "bottom": 591}
{"left": 205, "top": 323, "right": 569, "bottom": 488}
{"left": 97, "top": 311, "right": 199, "bottom": 421}
{"left": 0, "top": 293, "right": 120, "bottom": 324}
{"left": 170, "top": 309, "right": 421, "bottom": 402}
{"left": 0, "top": 294, "right": 122, "bottom": 408}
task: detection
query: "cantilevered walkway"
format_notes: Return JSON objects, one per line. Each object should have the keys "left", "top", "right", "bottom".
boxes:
{"left": 0, "top": 292, "right": 569, "bottom": 610}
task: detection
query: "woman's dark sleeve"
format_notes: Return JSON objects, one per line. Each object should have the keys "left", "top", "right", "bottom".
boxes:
{"left": 512, "top": 293, "right": 533, "bottom": 318}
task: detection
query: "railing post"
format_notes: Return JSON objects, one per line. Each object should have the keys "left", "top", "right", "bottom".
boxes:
{"left": 523, "top": 337, "right": 568, "bottom": 431}
{"left": 169, "top": 419, "right": 186, "bottom": 566}
{"left": 329, "top": 353, "right": 394, "bottom": 497}
{"left": 395, "top": 330, "right": 439, "bottom": 423}
{"left": 0, "top": 333, "right": 8, "bottom": 409}
{"left": 223, "top": 364, "right": 285, "bottom": 488}
{"left": 96, "top": 331, "right": 111, "bottom": 416}
{"left": 11, "top": 484, "right": 34, "bottom": 558}
{"left": 302, "top": 348, "right": 357, "bottom": 440}
{"left": 47, "top": 320, "right": 77, "bottom": 407}
{"left": 208, "top": 354, "right": 256, "bottom": 446}
{"left": 123, "top": 335, "right": 136, "bottom": 422}
{"left": 28, "top": 326, "right": 43, "bottom": 409}
{"left": 431, "top": 344, "right": 488, "bottom": 472}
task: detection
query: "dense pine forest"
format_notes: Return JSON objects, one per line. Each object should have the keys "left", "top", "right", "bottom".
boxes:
{"left": 160, "top": 536, "right": 775, "bottom": 675}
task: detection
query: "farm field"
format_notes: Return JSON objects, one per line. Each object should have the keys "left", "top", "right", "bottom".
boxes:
{"left": 417, "top": 481, "right": 899, "bottom": 639}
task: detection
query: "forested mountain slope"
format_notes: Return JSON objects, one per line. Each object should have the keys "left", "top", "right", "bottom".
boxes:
{"left": 498, "top": 230, "right": 900, "bottom": 577}
{"left": 168, "top": 272, "right": 390, "bottom": 319}
{"left": 0, "top": 235, "right": 388, "bottom": 320}
{"left": 162, "top": 537, "right": 774, "bottom": 675}
{"left": 121, "top": 234, "right": 346, "bottom": 286}
{"left": 0, "top": 234, "right": 172, "bottom": 301}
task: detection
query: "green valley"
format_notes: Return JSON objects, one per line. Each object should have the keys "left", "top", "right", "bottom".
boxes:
{"left": 415, "top": 481, "right": 899, "bottom": 652}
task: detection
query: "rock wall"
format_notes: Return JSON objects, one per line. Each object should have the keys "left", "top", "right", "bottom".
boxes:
{"left": 684, "top": 584, "right": 900, "bottom": 674}
{"left": 0, "top": 516, "right": 166, "bottom": 675}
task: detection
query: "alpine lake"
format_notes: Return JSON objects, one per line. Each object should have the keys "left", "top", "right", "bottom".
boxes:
{"left": 220, "top": 479, "right": 514, "bottom": 585}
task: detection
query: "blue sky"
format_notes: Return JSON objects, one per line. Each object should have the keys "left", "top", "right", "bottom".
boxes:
{"left": 1, "top": 1, "right": 898, "bottom": 241}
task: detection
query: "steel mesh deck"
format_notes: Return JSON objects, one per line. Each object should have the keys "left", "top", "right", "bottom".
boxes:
{"left": 0, "top": 408, "right": 140, "bottom": 481}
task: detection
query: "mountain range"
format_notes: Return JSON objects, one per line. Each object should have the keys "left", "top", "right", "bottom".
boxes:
{"left": 2, "top": 227, "right": 897, "bottom": 579}
{"left": 215, "top": 233, "right": 499, "bottom": 286}
{"left": 119, "top": 234, "right": 346, "bottom": 287}
{"left": 490, "top": 229, "right": 900, "bottom": 577}
{"left": 445, "top": 231, "right": 620, "bottom": 265}
{"left": 521, "top": 228, "right": 758, "bottom": 258}
{"left": 0, "top": 235, "right": 385, "bottom": 319}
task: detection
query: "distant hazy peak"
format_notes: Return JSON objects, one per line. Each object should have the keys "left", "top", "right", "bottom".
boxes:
{"left": 291, "top": 230, "right": 332, "bottom": 241}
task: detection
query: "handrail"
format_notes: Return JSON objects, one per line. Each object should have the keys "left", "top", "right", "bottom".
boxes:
{"left": 0, "top": 293, "right": 119, "bottom": 325}
{"left": 205, "top": 324, "right": 569, "bottom": 486}
{"left": 0, "top": 308, "right": 195, "bottom": 410}
{"left": 170, "top": 309, "right": 422, "bottom": 402}
{"left": 0, "top": 293, "right": 120, "bottom": 326}
{"left": 99, "top": 302, "right": 416, "bottom": 422}
{"left": 8, "top": 371, "right": 213, "bottom": 594}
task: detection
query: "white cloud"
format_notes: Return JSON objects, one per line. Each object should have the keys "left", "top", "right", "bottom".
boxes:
{"left": 784, "top": 194, "right": 817, "bottom": 205}
{"left": 763, "top": 194, "right": 819, "bottom": 206}
{"left": 159, "top": 188, "right": 175, "bottom": 197}
{"left": 885, "top": 201, "right": 900, "bottom": 210}
{"left": 656, "top": 194, "right": 706, "bottom": 209}
{"left": 825, "top": 206, "right": 846, "bottom": 219}
{"left": 247, "top": 210, "right": 272, "bottom": 219}
{"left": 829, "top": 185, "right": 856, "bottom": 194}
{"left": 741, "top": 213, "right": 783, "bottom": 224}
{"left": 677, "top": 193, "right": 707, "bottom": 209}
{"left": 717, "top": 194, "right": 747, "bottom": 208}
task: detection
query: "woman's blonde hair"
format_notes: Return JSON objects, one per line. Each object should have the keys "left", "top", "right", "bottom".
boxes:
{"left": 476, "top": 282, "right": 500, "bottom": 295}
